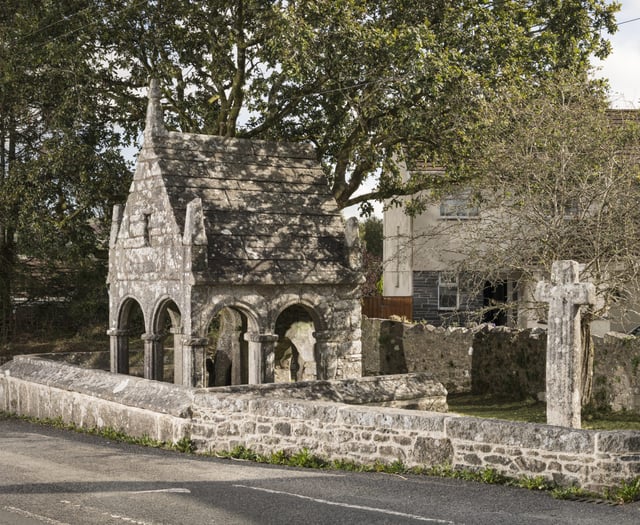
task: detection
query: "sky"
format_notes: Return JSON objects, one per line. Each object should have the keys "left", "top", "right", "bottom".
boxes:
{"left": 593, "top": 1, "right": 640, "bottom": 108}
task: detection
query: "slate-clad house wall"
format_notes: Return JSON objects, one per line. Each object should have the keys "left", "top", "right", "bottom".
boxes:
{"left": 107, "top": 80, "right": 363, "bottom": 387}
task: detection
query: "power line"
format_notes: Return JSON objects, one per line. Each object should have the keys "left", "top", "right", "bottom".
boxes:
{"left": 618, "top": 17, "right": 640, "bottom": 26}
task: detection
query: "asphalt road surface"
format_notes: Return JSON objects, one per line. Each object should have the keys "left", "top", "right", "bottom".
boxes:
{"left": 1, "top": 417, "right": 639, "bottom": 524}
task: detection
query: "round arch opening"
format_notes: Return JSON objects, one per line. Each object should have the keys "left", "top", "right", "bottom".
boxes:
{"left": 151, "top": 299, "right": 182, "bottom": 384}
{"left": 116, "top": 298, "right": 145, "bottom": 378}
{"left": 205, "top": 306, "right": 252, "bottom": 387}
{"left": 274, "top": 304, "right": 321, "bottom": 382}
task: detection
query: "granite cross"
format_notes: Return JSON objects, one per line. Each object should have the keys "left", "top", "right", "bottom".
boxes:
{"left": 535, "top": 260, "right": 595, "bottom": 428}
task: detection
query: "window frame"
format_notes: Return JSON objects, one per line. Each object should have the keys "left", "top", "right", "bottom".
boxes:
{"left": 439, "top": 192, "right": 479, "bottom": 219}
{"left": 438, "top": 273, "right": 459, "bottom": 311}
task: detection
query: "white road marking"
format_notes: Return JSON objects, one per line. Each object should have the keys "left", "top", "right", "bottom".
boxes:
{"left": 105, "top": 513, "right": 154, "bottom": 524}
{"left": 1, "top": 505, "right": 70, "bottom": 525}
{"left": 59, "top": 499, "right": 159, "bottom": 525}
{"left": 130, "top": 488, "right": 191, "bottom": 494}
{"left": 233, "top": 484, "right": 455, "bottom": 524}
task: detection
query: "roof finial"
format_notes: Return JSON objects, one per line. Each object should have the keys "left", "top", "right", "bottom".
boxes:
{"left": 144, "top": 78, "right": 167, "bottom": 140}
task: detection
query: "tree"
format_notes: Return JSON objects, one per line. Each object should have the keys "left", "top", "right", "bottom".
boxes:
{"left": 0, "top": 0, "right": 130, "bottom": 342}
{"left": 434, "top": 71, "right": 640, "bottom": 403}
{"left": 0, "top": 0, "right": 622, "bottom": 343}
{"left": 359, "top": 217, "right": 383, "bottom": 296}
{"left": 96, "top": 0, "right": 620, "bottom": 212}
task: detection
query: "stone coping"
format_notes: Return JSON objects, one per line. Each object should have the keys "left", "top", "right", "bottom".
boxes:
{"left": 3, "top": 355, "right": 195, "bottom": 418}
{"left": 200, "top": 372, "right": 446, "bottom": 404}
{"left": 1, "top": 355, "right": 445, "bottom": 414}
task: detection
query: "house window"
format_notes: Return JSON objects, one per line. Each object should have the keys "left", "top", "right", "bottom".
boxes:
{"left": 438, "top": 273, "right": 459, "bottom": 310}
{"left": 439, "top": 193, "right": 479, "bottom": 218}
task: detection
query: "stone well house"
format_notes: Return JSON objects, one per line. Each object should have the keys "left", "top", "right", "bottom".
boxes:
{"left": 383, "top": 110, "right": 640, "bottom": 333}
{"left": 107, "top": 81, "right": 363, "bottom": 387}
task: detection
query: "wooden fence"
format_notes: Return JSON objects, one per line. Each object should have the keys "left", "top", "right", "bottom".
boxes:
{"left": 361, "top": 296, "right": 413, "bottom": 321}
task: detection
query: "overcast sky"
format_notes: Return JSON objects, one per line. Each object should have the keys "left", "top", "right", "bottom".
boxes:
{"left": 593, "top": 1, "right": 640, "bottom": 108}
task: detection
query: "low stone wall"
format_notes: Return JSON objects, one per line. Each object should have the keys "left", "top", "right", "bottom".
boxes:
{"left": 471, "top": 327, "right": 546, "bottom": 398}
{"left": 362, "top": 318, "right": 473, "bottom": 392}
{"left": 592, "top": 334, "right": 640, "bottom": 412}
{"left": 2, "top": 356, "right": 640, "bottom": 492}
{"left": 363, "top": 318, "right": 640, "bottom": 410}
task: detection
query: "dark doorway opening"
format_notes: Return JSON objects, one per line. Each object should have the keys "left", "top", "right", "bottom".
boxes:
{"left": 483, "top": 281, "right": 508, "bottom": 325}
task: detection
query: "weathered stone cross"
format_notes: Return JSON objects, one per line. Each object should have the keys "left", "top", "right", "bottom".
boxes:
{"left": 535, "top": 260, "right": 595, "bottom": 428}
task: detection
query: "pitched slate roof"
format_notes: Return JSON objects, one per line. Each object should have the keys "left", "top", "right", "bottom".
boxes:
{"left": 139, "top": 81, "right": 357, "bottom": 285}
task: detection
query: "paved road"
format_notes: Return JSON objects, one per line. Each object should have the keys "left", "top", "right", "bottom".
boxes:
{"left": 1, "top": 418, "right": 639, "bottom": 524}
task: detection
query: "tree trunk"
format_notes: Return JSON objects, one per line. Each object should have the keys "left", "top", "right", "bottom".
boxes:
{"left": 580, "top": 316, "right": 594, "bottom": 407}
{"left": 0, "top": 225, "right": 15, "bottom": 345}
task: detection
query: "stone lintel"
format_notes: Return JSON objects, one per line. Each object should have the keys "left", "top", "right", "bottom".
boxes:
{"left": 244, "top": 333, "right": 279, "bottom": 343}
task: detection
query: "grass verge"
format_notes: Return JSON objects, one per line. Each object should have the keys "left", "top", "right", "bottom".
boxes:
{"left": 447, "top": 393, "right": 640, "bottom": 431}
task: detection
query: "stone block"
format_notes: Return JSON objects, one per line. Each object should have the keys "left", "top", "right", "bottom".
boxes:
{"left": 445, "top": 417, "right": 595, "bottom": 454}
{"left": 596, "top": 431, "right": 640, "bottom": 454}
{"left": 413, "top": 437, "right": 453, "bottom": 465}
{"left": 485, "top": 454, "right": 513, "bottom": 466}
{"left": 273, "top": 422, "right": 292, "bottom": 436}
{"left": 462, "top": 454, "right": 482, "bottom": 466}
{"left": 392, "top": 435, "right": 413, "bottom": 447}
{"left": 377, "top": 445, "right": 406, "bottom": 459}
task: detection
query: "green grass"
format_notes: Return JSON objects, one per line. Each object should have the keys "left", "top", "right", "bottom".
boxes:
{"left": 447, "top": 393, "right": 640, "bottom": 430}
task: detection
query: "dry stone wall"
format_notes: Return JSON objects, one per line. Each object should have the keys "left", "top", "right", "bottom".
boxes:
{"left": 362, "top": 318, "right": 473, "bottom": 393}
{"left": 2, "top": 356, "right": 640, "bottom": 492}
{"left": 363, "top": 318, "right": 640, "bottom": 411}
{"left": 592, "top": 334, "right": 640, "bottom": 412}
{"left": 470, "top": 327, "right": 546, "bottom": 398}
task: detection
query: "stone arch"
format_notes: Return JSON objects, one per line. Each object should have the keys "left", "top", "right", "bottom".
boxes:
{"left": 149, "top": 297, "right": 182, "bottom": 384}
{"left": 273, "top": 303, "right": 324, "bottom": 382}
{"left": 204, "top": 301, "right": 261, "bottom": 387}
{"left": 118, "top": 296, "right": 148, "bottom": 332}
{"left": 109, "top": 297, "right": 146, "bottom": 377}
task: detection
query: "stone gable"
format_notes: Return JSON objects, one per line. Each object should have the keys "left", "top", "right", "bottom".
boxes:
{"left": 107, "top": 80, "right": 363, "bottom": 388}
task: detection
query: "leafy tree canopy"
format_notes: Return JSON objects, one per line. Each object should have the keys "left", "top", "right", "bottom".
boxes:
{"left": 1, "top": 0, "right": 131, "bottom": 339}
{"left": 97, "top": 0, "right": 620, "bottom": 212}
{"left": 0, "top": 0, "right": 622, "bottom": 341}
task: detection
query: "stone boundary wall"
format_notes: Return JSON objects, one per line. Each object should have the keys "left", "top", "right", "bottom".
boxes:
{"left": 592, "top": 333, "right": 640, "bottom": 412}
{"left": 2, "top": 356, "right": 640, "bottom": 492}
{"left": 362, "top": 318, "right": 474, "bottom": 392}
{"left": 363, "top": 318, "right": 640, "bottom": 411}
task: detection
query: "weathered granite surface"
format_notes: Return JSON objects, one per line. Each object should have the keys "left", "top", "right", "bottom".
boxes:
{"left": 107, "top": 80, "right": 363, "bottom": 387}
{"left": 3, "top": 356, "right": 640, "bottom": 492}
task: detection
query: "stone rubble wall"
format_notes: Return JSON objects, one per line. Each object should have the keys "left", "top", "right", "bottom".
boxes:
{"left": 363, "top": 318, "right": 640, "bottom": 411}
{"left": 592, "top": 333, "right": 640, "bottom": 412}
{"left": 2, "top": 356, "right": 639, "bottom": 492}
{"left": 362, "top": 318, "right": 474, "bottom": 393}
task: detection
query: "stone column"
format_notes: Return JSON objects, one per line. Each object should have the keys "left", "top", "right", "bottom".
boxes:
{"left": 535, "top": 260, "right": 596, "bottom": 428}
{"left": 314, "top": 331, "right": 339, "bottom": 380}
{"left": 107, "top": 329, "right": 129, "bottom": 375}
{"left": 142, "top": 333, "right": 164, "bottom": 381}
{"left": 244, "top": 333, "right": 279, "bottom": 384}
{"left": 170, "top": 327, "right": 184, "bottom": 385}
{"left": 182, "top": 337, "right": 208, "bottom": 387}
